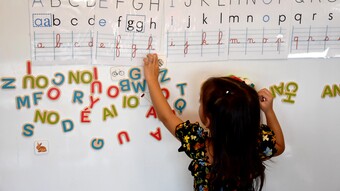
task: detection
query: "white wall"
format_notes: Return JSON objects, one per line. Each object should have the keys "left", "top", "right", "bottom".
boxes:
{"left": 1, "top": 1, "right": 340, "bottom": 191}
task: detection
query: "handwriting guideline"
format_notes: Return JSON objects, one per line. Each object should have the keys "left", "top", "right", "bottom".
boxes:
{"left": 29, "top": 0, "right": 340, "bottom": 65}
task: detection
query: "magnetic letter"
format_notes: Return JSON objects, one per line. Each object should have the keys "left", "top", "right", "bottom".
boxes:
{"left": 176, "top": 83, "right": 187, "bottom": 96}
{"left": 16, "top": 95, "right": 31, "bottom": 109}
{"left": 118, "top": 131, "right": 130, "bottom": 145}
{"left": 103, "top": 105, "right": 118, "bottom": 121}
{"left": 146, "top": 106, "right": 157, "bottom": 118}
{"left": 91, "top": 81, "right": 102, "bottom": 94}
{"left": 33, "top": 92, "right": 43, "bottom": 105}
{"left": 91, "top": 138, "right": 104, "bottom": 150}
{"left": 159, "top": 69, "right": 170, "bottom": 82}
{"left": 22, "top": 123, "right": 34, "bottom": 137}
{"left": 89, "top": 96, "right": 100, "bottom": 109}
{"left": 1, "top": 78, "right": 16, "bottom": 89}
{"left": 150, "top": 127, "right": 162, "bottom": 141}
{"left": 81, "top": 108, "right": 91, "bottom": 123}
{"left": 322, "top": 85, "right": 333, "bottom": 98}
{"left": 73, "top": 90, "right": 84, "bottom": 104}
{"left": 62, "top": 119, "right": 74, "bottom": 132}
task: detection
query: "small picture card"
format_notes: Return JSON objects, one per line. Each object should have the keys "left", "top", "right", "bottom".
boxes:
{"left": 110, "top": 66, "right": 130, "bottom": 81}
{"left": 34, "top": 140, "right": 49, "bottom": 155}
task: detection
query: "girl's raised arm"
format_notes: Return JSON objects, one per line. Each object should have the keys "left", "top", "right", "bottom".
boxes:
{"left": 143, "top": 54, "right": 183, "bottom": 136}
{"left": 258, "top": 88, "right": 285, "bottom": 156}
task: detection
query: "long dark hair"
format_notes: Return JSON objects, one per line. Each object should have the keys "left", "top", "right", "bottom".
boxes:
{"left": 200, "top": 77, "right": 265, "bottom": 191}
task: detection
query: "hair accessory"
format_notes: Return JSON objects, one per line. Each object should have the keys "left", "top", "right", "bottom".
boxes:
{"left": 229, "top": 75, "right": 255, "bottom": 88}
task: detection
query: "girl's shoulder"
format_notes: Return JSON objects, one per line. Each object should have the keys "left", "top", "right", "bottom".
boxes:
{"left": 175, "top": 120, "right": 207, "bottom": 140}
{"left": 175, "top": 120, "right": 209, "bottom": 159}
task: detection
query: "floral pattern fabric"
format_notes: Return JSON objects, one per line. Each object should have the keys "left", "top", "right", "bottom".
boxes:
{"left": 175, "top": 120, "right": 277, "bottom": 191}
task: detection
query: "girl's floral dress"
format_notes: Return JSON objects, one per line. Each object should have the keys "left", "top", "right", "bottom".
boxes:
{"left": 175, "top": 120, "right": 277, "bottom": 191}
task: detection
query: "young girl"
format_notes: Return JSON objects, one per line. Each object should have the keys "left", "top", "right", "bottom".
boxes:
{"left": 143, "top": 54, "right": 285, "bottom": 191}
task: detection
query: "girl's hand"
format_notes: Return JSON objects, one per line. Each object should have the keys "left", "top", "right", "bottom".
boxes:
{"left": 258, "top": 88, "right": 274, "bottom": 114}
{"left": 143, "top": 53, "right": 159, "bottom": 82}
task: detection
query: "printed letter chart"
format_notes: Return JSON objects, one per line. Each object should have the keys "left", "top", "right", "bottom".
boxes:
{"left": 93, "top": 0, "right": 163, "bottom": 65}
{"left": 289, "top": 1, "right": 340, "bottom": 58}
{"left": 30, "top": 2, "right": 95, "bottom": 65}
{"left": 29, "top": 0, "right": 340, "bottom": 64}
{"left": 227, "top": 0, "right": 291, "bottom": 60}
{"left": 164, "top": 0, "right": 229, "bottom": 62}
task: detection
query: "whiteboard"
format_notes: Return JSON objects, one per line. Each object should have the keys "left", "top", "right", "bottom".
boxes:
{"left": 1, "top": 1, "right": 340, "bottom": 191}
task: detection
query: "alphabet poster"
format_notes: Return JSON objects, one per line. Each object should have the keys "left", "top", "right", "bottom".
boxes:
{"left": 30, "top": 0, "right": 340, "bottom": 65}
{"left": 93, "top": 0, "right": 163, "bottom": 65}
{"left": 30, "top": 0, "right": 95, "bottom": 65}
{"left": 289, "top": 1, "right": 340, "bottom": 58}
{"left": 29, "top": 0, "right": 163, "bottom": 65}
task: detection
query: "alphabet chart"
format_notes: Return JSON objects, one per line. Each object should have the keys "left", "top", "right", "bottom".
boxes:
{"left": 226, "top": 0, "right": 292, "bottom": 60}
{"left": 29, "top": 0, "right": 340, "bottom": 65}
{"left": 92, "top": 0, "right": 163, "bottom": 65}
{"left": 226, "top": 27, "right": 288, "bottom": 59}
{"left": 30, "top": 2, "right": 96, "bottom": 65}
{"left": 164, "top": 0, "right": 229, "bottom": 62}
{"left": 165, "top": 29, "right": 227, "bottom": 62}
{"left": 289, "top": 1, "right": 340, "bottom": 58}
{"left": 29, "top": 0, "right": 163, "bottom": 65}
{"left": 290, "top": 26, "right": 340, "bottom": 58}
{"left": 32, "top": 30, "right": 94, "bottom": 63}
{"left": 94, "top": 32, "right": 160, "bottom": 65}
